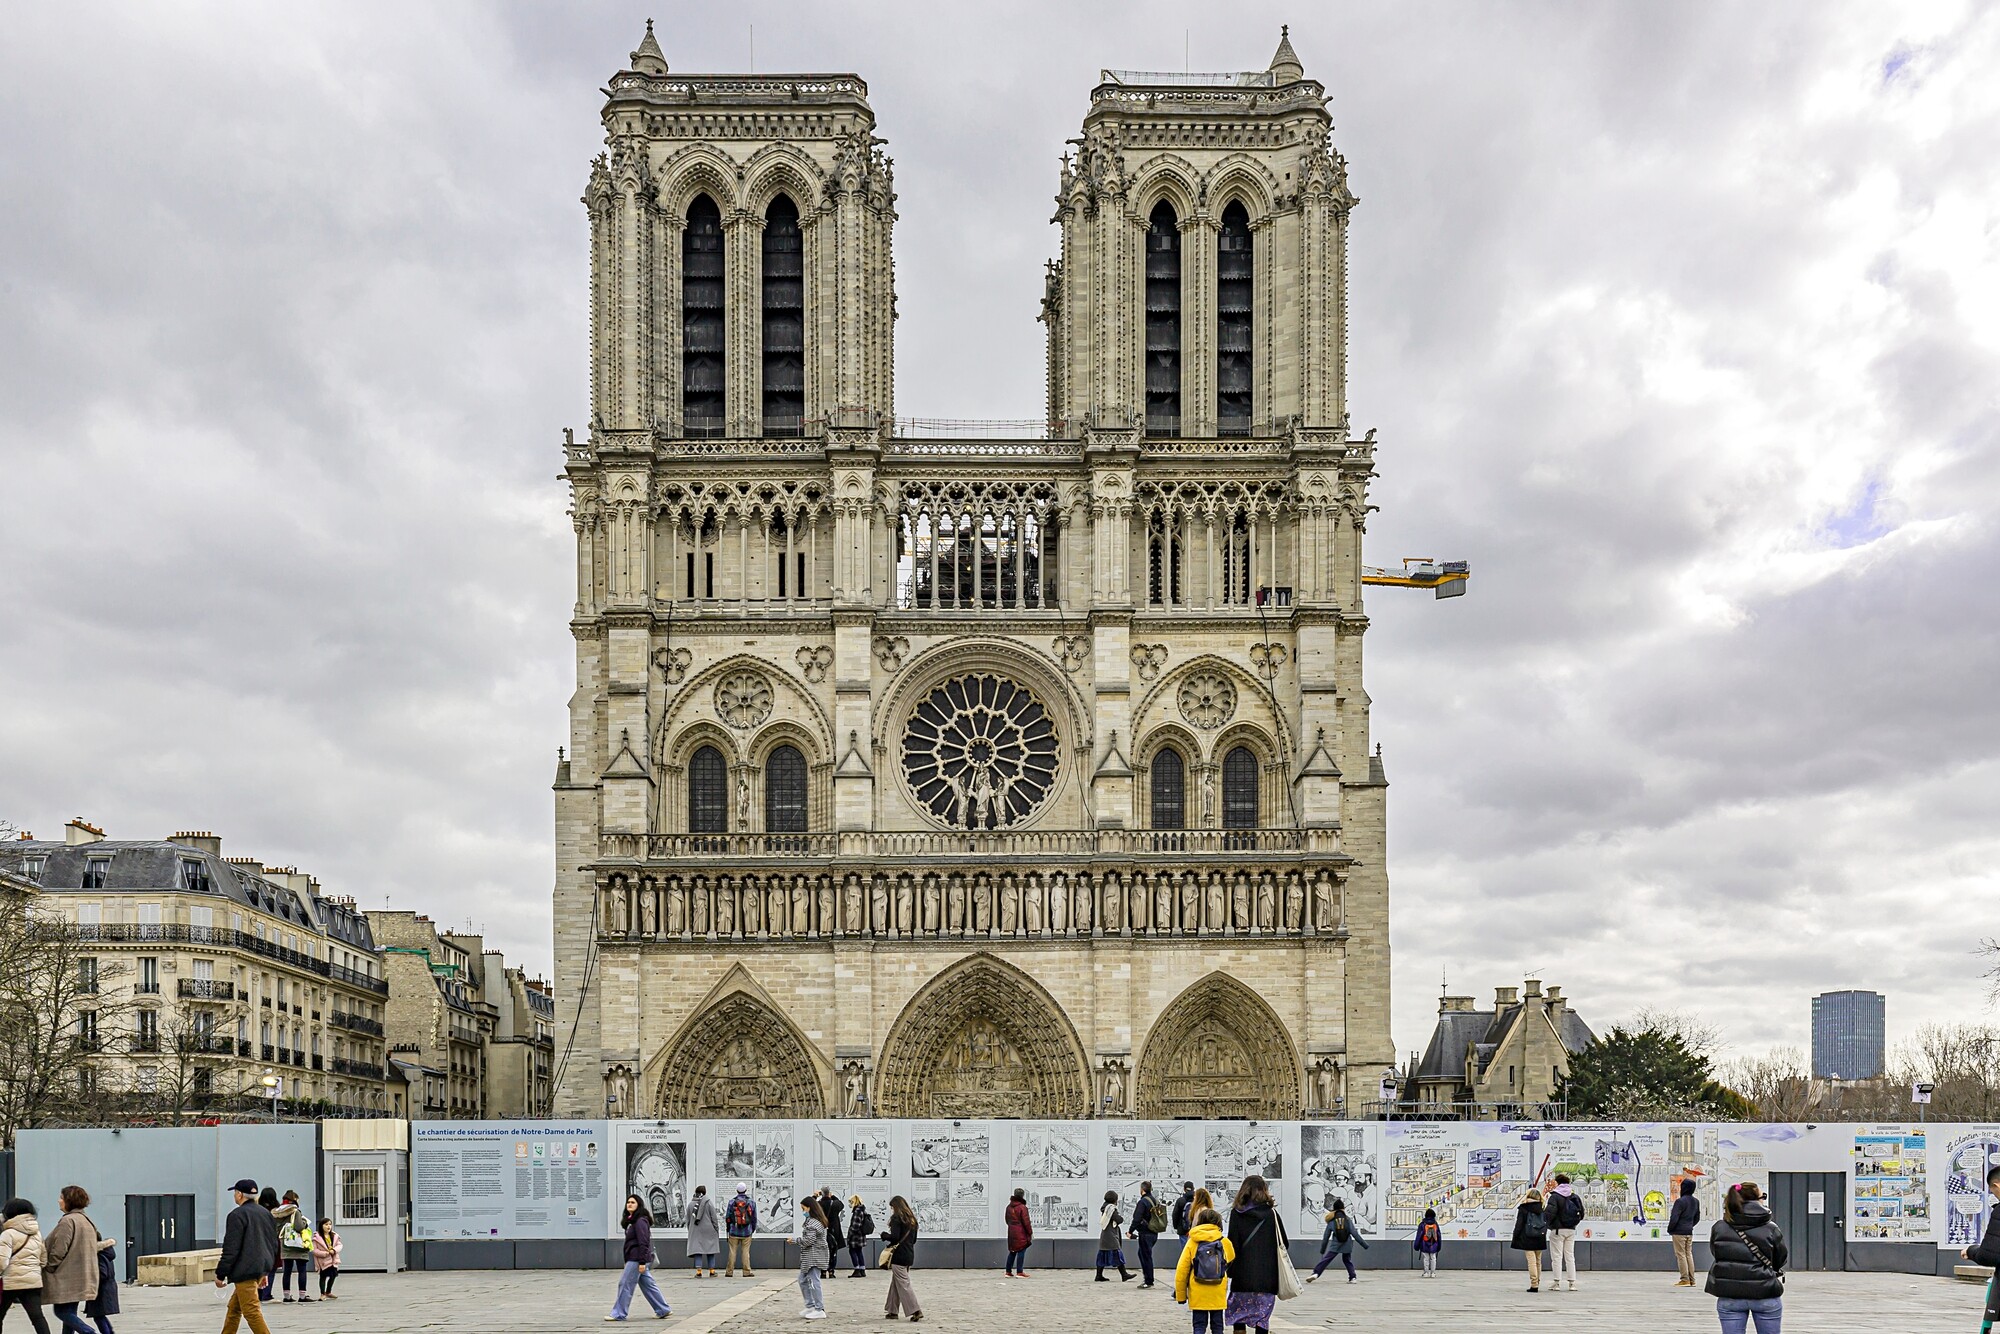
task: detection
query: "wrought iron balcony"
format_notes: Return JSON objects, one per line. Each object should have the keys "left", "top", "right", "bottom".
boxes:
{"left": 177, "top": 978, "right": 237, "bottom": 1001}
{"left": 329, "top": 1010, "right": 385, "bottom": 1038}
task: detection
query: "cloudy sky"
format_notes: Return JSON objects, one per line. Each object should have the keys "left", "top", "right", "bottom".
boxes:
{"left": 2, "top": 2, "right": 1994, "bottom": 1066}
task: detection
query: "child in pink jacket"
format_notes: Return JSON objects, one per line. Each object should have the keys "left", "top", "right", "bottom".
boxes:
{"left": 310, "top": 1220, "right": 343, "bottom": 1300}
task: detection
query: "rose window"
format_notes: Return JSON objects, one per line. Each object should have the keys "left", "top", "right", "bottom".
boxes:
{"left": 1177, "top": 672, "right": 1237, "bottom": 730}
{"left": 901, "top": 673, "right": 1059, "bottom": 829}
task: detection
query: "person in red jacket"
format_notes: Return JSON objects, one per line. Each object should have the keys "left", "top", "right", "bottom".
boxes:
{"left": 1004, "top": 1189, "right": 1034, "bottom": 1277}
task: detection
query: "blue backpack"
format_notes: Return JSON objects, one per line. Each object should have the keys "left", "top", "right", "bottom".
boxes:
{"left": 1192, "top": 1238, "right": 1227, "bottom": 1284}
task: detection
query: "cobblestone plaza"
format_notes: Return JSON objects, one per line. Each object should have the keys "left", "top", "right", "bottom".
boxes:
{"left": 111, "top": 1267, "right": 1976, "bottom": 1332}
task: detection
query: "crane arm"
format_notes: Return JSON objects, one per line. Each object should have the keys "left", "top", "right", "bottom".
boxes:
{"left": 1361, "top": 560, "right": 1469, "bottom": 599}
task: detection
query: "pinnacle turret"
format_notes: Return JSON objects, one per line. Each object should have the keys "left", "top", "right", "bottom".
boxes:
{"left": 629, "top": 18, "right": 668, "bottom": 76}
{"left": 1268, "top": 24, "right": 1304, "bottom": 83}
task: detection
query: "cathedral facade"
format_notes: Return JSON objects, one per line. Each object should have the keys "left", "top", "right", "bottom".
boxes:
{"left": 553, "top": 24, "right": 1391, "bottom": 1121}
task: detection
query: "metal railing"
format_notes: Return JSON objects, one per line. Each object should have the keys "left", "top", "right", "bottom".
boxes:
{"left": 177, "top": 979, "right": 237, "bottom": 1001}
{"left": 603, "top": 827, "right": 1341, "bottom": 862}
{"left": 329, "top": 1011, "right": 385, "bottom": 1037}
{"left": 1360, "top": 1099, "right": 1570, "bottom": 1122}
{"left": 62, "top": 924, "right": 389, "bottom": 995}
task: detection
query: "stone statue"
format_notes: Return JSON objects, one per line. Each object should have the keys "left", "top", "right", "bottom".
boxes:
{"left": 971, "top": 874, "right": 992, "bottom": 934}
{"left": 665, "top": 884, "right": 685, "bottom": 936}
{"left": 1073, "top": 877, "right": 1092, "bottom": 933}
{"left": 1283, "top": 872, "right": 1304, "bottom": 933}
{"left": 841, "top": 1063, "right": 867, "bottom": 1117}
{"left": 894, "top": 875, "right": 915, "bottom": 935}
{"left": 870, "top": 875, "right": 890, "bottom": 934}
{"left": 1098, "top": 1059, "right": 1128, "bottom": 1114}
{"left": 714, "top": 879, "right": 735, "bottom": 936}
{"left": 1205, "top": 873, "right": 1226, "bottom": 934}
{"left": 742, "top": 876, "right": 763, "bottom": 934}
{"left": 816, "top": 877, "right": 835, "bottom": 935}
{"left": 792, "top": 875, "right": 812, "bottom": 934}
{"left": 1049, "top": 875, "right": 1069, "bottom": 933}
{"left": 843, "top": 874, "right": 864, "bottom": 935}
{"left": 1179, "top": 873, "right": 1200, "bottom": 933}
{"left": 1230, "top": 871, "right": 1250, "bottom": 931}
{"left": 1255, "top": 872, "right": 1277, "bottom": 931}
{"left": 691, "top": 881, "right": 710, "bottom": 935}
{"left": 1200, "top": 767, "right": 1216, "bottom": 826}
{"left": 1154, "top": 877, "right": 1173, "bottom": 933}
{"left": 1024, "top": 876, "right": 1044, "bottom": 934}
{"left": 606, "top": 1067, "right": 635, "bottom": 1116}
{"left": 1127, "top": 873, "right": 1148, "bottom": 931}
{"left": 998, "top": 876, "right": 1019, "bottom": 934}
{"left": 737, "top": 772, "right": 752, "bottom": 830}
{"left": 1312, "top": 871, "right": 1336, "bottom": 931}
{"left": 1099, "top": 874, "right": 1122, "bottom": 932}
{"left": 945, "top": 874, "right": 967, "bottom": 934}
{"left": 920, "top": 875, "right": 942, "bottom": 933}
{"left": 639, "top": 884, "right": 657, "bottom": 935}
{"left": 1313, "top": 1057, "right": 1339, "bottom": 1112}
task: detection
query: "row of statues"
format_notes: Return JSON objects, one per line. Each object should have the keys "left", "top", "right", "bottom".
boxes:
{"left": 601, "top": 865, "right": 1342, "bottom": 939}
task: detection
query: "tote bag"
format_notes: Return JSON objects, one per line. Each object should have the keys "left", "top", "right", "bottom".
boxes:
{"left": 1274, "top": 1217, "right": 1302, "bottom": 1300}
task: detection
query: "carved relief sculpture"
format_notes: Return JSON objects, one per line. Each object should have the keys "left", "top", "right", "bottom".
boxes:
{"left": 715, "top": 670, "right": 775, "bottom": 729}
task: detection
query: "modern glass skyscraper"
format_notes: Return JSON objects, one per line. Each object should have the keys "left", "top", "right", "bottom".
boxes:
{"left": 1812, "top": 990, "right": 1886, "bottom": 1079}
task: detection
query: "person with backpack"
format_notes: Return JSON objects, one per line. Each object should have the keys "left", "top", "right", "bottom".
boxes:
{"left": 686, "top": 1185, "right": 721, "bottom": 1277}
{"left": 0, "top": 1197, "right": 52, "bottom": 1334}
{"left": 1511, "top": 1188, "right": 1549, "bottom": 1292}
{"left": 607, "top": 1194, "right": 671, "bottom": 1321}
{"left": 1174, "top": 1207, "right": 1235, "bottom": 1334}
{"left": 1171, "top": 1182, "right": 1197, "bottom": 1240}
{"left": 1413, "top": 1207, "right": 1443, "bottom": 1278}
{"left": 1960, "top": 1163, "right": 2000, "bottom": 1334}
{"left": 1129, "top": 1181, "right": 1166, "bottom": 1288}
{"left": 1306, "top": 1197, "right": 1366, "bottom": 1282}
{"left": 1543, "top": 1173, "right": 1584, "bottom": 1291}
{"left": 309, "top": 1219, "right": 341, "bottom": 1301}
{"left": 1223, "top": 1176, "right": 1287, "bottom": 1334}
{"left": 845, "top": 1196, "right": 873, "bottom": 1278}
{"left": 254, "top": 1188, "right": 281, "bottom": 1304}
{"left": 271, "top": 1191, "right": 315, "bottom": 1303}
{"left": 1095, "top": 1190, "right": 1133, "bottom": 1282}
{"left": 43, "top": 1187, "right": 100, "bottom": 1334}
{"left": 724, "top": 1185, "right": 758, "bottom": 1278}
{"left": 1668, "top": 1178, "right": 1702, "bottom": 1287}
{"left": 794, "top": 1196, "right": 829, "bottom": 1320}
{"left": 880, "top": 1196, "right": 922, "bottom": 1322}
{"left": 1004, "top": 1188, "right": 1033, "bottom": 1277}
{"left": 85, "top": 1228, "right": 118, "bottom": 1334}
{"left": 1705, "top": 1183, "right": 1786, "bottom": 1333}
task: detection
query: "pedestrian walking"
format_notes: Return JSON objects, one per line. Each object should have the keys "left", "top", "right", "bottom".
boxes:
{"left": 1669, "top": 1178, "right": 1702, "bottom": 1287}
{"left": 724, "top": 1184, "right": 758, "bottom": 1278}
{"left": 253, "top": 1189, "right": 280, "bottom": 1304}
{"left": 214, "top": 1178, "right": 280, "bottom": 1334}
{"left": 43, "top": 1187, "right": 100, "bottom": 1334}
{"left": 1191, "top": 1187, "right": 1214, "bottom": 1218}
{"left": 1130, "top": 1181, "right": 1165, "bottom": 1288}
{"left": 606, "top": 1194, "right": 670, "bottom": 1321}
{"left": 1543, "top": 1173, "right": 1584, "bottom": 1291}
{"left": 686, "top": 1185, "right": 721, "bottom": 1277}
{"left": 1004, "top": 1188, "right": 1033, "bottom": 1277}
{"left": 1224, "top": 1175, "right": 1287, "bottom": 1334}
{"left": 1705, "top": 1183, "right": 1786, "bottom": 1334}
{"left": 1305, "top": 1198, "right": 1366, "bottom": 1282}
{"left": 1511, "top": 1188, "right": 1548, "bottom": 1292}
{"left": 1413, "top": 1207, "right": 1442, "bottom": 1277}
{"left": 1959, "top": 1163, "right": 2000, "bottom": 1333}
{"left": 795, "top": 1196, "right": 829, "bottom": 1320}
{"left": 880, "top": 1195, "right": 922, "bottom": 1322}
{"left": 85, "top": 1229, "right": 118, "bottom": 1334}
{"left": 845, "top": 1197, "right": 873, "bottom": 1278}
{"left": 1174, "top": 1207, "right": 1235, "bottom": 1334}
{"left": 1095, "top": 1190, "right": 1133, "bottom": 1282}
{"left": 0, "top": 1197, "right": 51, "bottom": 1334}
{"left": 310, "top": 1219, "right": 341, "bottom": 1300}
{"left": 1172, "top": 1182, "right": 1197, "bottom": 1239}
{"left": 271, "top": 1191, "right": 315, "bottom": 1303}
{"left": 818, "top": 1189, "right": 845, "bottom": 1275}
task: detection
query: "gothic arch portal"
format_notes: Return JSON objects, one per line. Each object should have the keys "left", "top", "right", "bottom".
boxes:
{"left": 650, "top": 987, "right": 826, "bottom": 1118}
{"left": 1135, "top": 972, "right": 1303, "bottom": 1120}
{"left": 875, "top": 954, "right": 1092, "bottom": 1118}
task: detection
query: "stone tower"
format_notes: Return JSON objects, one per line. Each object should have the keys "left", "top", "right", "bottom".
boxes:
{"left": 553, "top": 25, "right": 1391, "bottom": 1121}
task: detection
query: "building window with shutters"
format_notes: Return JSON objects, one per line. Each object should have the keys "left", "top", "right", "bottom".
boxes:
{"left": 682, "top": 195, "right": 725, "bottom": 437}
{"left": 1145, "top": 200, "right": 1181, "bottom": 436}
{"left": 688, "top": 745, "right": 728, "bottom": 833}
{"left": 764, "top": 744, "right": 809, "bottom": 836}
{"left": 761, "top": 195, "right": 805, "bottom": 437}
{"left": 1217, "top": 201, "right": 1253, "bottom": 435}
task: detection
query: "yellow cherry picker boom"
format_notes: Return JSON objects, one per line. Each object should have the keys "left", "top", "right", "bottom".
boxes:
{"left": 1361, "top": 557, "right": 1470, "bottom": 598}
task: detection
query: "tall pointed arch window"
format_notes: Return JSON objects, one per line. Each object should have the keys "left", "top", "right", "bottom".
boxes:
{"left": 764, "top": 744, "right": 808, "bottom": 835}
{"left": 1145, "top": 201, "right": 1181, "bottom": 437}
{"left": 1150, "top": 748, "right": 1186, "bottom": 830}
{"left": 682, "top": 195, "right": 725, "bottom": 438}
{"left": 1222, "top": 745, "right": 1260, "bottom": 829}
{"left": 688, "top": 745, "right": 728, "bottom": 833}
{"left": 1217, "top": 201, "right": 1253, "bottom": 436}
{"left": 762, "top": 195, "right": 805, "bottom": 437}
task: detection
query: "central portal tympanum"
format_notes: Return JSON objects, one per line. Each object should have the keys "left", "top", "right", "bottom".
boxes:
{"left": 874, "top": 954, "right": 1091, "bottom": 1117}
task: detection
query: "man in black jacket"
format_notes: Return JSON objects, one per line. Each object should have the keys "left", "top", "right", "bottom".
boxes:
{"left": 214, "top": 1178, "right": 279, "bottom": 1334}
{"left": 1960, "top": 1165, "right": 2000, "bottom": 1331}
{"left": 1667, "top": 1178, "right": 1701, "bottom": 1286}
{"left": 1171, "top": 1181, "right": 1196, "bottom": 1238}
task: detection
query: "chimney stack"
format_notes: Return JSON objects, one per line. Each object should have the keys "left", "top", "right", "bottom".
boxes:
{"left": 1523, "top": 978, "right": 1544, "bottom": 1001}
{"left": 1495, "top": 986, "right": 1519, "bottom": 1008}
{"left": 171, "top": 830, "right": 222, "bottom": 856}
{"left": 1545, "top": 985, "right": 1564, "bottom": 1011}
{"left": 65, "top": 818, "right": 106, "bottom": 847}
{"left": 1440, "top": 995, "right": 1477, "bottom": 1014}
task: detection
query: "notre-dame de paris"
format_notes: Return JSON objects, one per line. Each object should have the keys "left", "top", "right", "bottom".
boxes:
{"left": 553, "top": 23, "right": 1394, "bottom": 1122}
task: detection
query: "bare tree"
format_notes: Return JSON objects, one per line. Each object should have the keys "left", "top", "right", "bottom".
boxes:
{"left": 1717, "top": 1046, "right": 1825, "bottom": 1121}
{"left": 0, "top": 896, "right": 132, "bottom": 1144}
{"left": 1629, "top": 1007, "right": 1723, "bottom": 1061}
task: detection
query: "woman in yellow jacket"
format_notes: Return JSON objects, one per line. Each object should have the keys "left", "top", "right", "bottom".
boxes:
{"left": 1173, "top": 1209, "right": 1236, "bottom": 1334}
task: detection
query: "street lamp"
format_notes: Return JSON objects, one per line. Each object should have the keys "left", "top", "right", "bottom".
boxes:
{"left": 1378, "top": 1068, "right": 1399, "bottom": 1122}
{"left": 261, "top": 1070, "right": 280, "bottom": 1123}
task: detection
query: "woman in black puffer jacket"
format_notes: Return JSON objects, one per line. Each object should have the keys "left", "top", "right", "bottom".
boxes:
{"left": 1704, "top": 1183, "right": 1787, "bottom": 1333}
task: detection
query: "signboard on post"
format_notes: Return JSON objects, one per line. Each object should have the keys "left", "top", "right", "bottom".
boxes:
{"left": 412, "top": 1121, "right": 609, "bottom": 1240}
